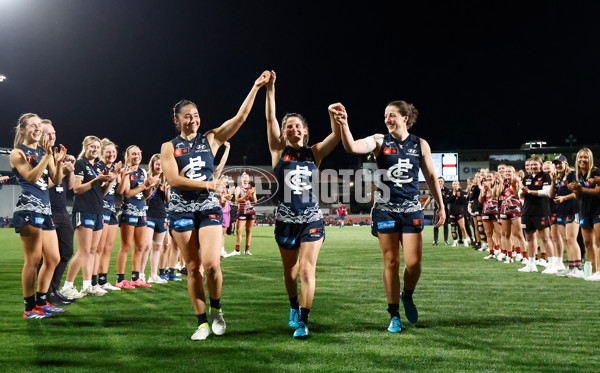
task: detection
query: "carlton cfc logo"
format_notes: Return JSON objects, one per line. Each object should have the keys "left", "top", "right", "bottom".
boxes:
{"left": 387, "top": 158, "right": 413, "bottom": 187}
{"left": 284, "top": 165, "right": 312, "bottom": 195}
{"left": 180, "top": 156, "right": 207, "bottom": 181}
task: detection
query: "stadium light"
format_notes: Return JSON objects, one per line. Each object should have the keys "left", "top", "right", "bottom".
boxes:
{"left": 0, "top": 75, "right": 6, "bottom": 82}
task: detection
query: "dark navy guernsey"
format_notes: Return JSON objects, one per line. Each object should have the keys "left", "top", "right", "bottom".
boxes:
{"left": 168, "top": 134, "right": 220, "bottom": 213}
{"left": 13, "top": 144, "right": 51, "bottom": 215}
{"left": 374, "top": 133, "right": 422, "bottom": 213}
{"left": 72, "top": 157, "right": 104, "bottom": 214}
{"left": 121, "top": 167, "right": 147, "bottom": 217}
{"left": 97, "top": 160, "right": 117, "bottom": 213}
{"left": 274, "top": 146, "right": 323, "bottom": 224}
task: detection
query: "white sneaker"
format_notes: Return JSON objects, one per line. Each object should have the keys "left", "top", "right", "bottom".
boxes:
{"left": 230, "top": 250, "right": 241, "bottom": 256}
{"left": 191, "top": 324, "right": 211, "bottom": 341}
{"left": 555, "top": 260, "right": 566, "bottom": 271}
{"left": 555, "top": 267, "right": 572, "bottom": 277}
{"left": 541, "top": 264, "right": 558, "bottom": 275}
{"left": 101, "top": 282, "right": 121, "bottom": 291}
{"left": 220, "top": 247, "right": 228, "bottom": 258}
{"left": 536, "top": 258, "right": 548, "bottom": 267}
{"left": 566, "top": 268, "right": 584, "bottom": 279}
{"left": 81, "top": 285, "right": 104, "bottom": 296}
{"left": 483, "top": 254, "right": 495, "bottom": 260}
{"left": 584, "top": 272, "right": 600, "bottom": 281}
{"left": 515, "top": 253, "right": 523, "bottom": 262}
{"left": 175, "top": 262, "right": 182, "bottom": 270}
{"left": 148, "top": 275, "right": 168, "bottom": 284}
{"left": 244, "top": 250, "right": 252, "bottom": 256}
{"left": 518, "top": 264, "right": 538, "bottom": 272}
{"left": 140, "top": 273, "right": 146, "bottom": 282}
{"left": 496, "top": 253, "right": 506, "bottom": 261}
{"left": 464, "top": 239, "right": 471, "bottom": 247}
{"left": 60, "top": 286, "right": 84, "bottom": 299}
{"left": 211, "top": 309, "right": 226, "bottom": 336}
{"left": 480, "top": 243, "right": 489, "bottom": 251}
{"left": 93, "top": 284, "right": 108, "bottom": 295}
{"left": 504, "top": 256, "right": 513, "bottom": 264}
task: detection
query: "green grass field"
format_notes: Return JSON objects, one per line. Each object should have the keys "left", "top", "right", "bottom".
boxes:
{"left": 0, "top": 226, "right": 598, "bottom": 372}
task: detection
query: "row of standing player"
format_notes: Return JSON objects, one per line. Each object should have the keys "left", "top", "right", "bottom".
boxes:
{"left": 11, "top": 70, "right": 447, "bottom": 339}
{"left": 425, "top": 154, "right": 600, "bottom": 279}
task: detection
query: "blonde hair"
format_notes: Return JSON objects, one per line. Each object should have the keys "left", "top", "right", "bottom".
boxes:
{"left": 100, "top": 138, "right": 118, "bottom": 162}
{"left": 77, "top": 136, "right": 101, "bottom": 159}
{"left": 13, "top": 113, "right": 39, "bottom": 148}
{"left": 124, "top": 145, "right": 141, "bottom": 166}
{"left": 555, "top": 160, "right": 573, "bottom": 183}
{"left": 575, "top": 148, "right": 596, "bottom": 180}
{"left": 147, "top": 153, "right": 164, "bottom": 183}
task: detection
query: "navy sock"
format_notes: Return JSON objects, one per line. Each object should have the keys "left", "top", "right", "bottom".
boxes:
{"left": 166, "top": 268, "right": 173, "bottom": 275}
{"left": 36, "top": 292, "right": 48, "bottom": 307}
{"left": 289, "top": 296, "right": 300, "bottom": 310}
{"left": 132, "top": 271, "right": 139, "bottom": 282}
{"left": 24, "top": 295, "right": 36, "bottom": 311}
{"left": 196, "top": 313, "right": 208, "bottom": 326}
{"left": 91, "top": 275, "right": 98, "bottom": 286}
{"left": 387, "top": 303, "right": 400, "bottom": 319}
{"left": 98, "top": 273, "right": 108, "bottom": 285}
{"left": 402, "top": 289, "right": 414, "bottom": 301}
{"left": 299, "top": 307, "right": 310, "bottom": 324}
{"left": 159, "top": 268, "right": 165, "bottom": 276}
{"left": 117, "top": 273, "right": 125, "bottom": 283}
{"left": 209, "top": 297, "right": 221, "bottom": 310}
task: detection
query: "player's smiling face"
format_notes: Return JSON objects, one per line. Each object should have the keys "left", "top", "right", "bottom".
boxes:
{"left": 175, "top": 104, "right": 200, "bottom": 134}
{"left": 128, "top": 147, "right": 142, "bottom": 166}
{"left": 577, "top": 151, "right": 589, "bottom": 171}
{"left": 384, "top": 106, "right": 408, "bottom": 133}
{"left": 284, "top": 117, "right": 306, "bottom": 144}
{"left": 529, "top": 160, "right": 541, "bottom": 174}
{"left": 103, "top": 145, "right": 117, "bottom": 164}
{"left": 23, "top": 116, "right": 42, "bottom": 143}
{"left": 85, "top": 141, "right": 101, "bottom": 160}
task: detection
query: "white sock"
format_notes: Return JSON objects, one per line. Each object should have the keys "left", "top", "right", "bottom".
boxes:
{"left": 64, "top": 281, "right": 74, "bottom": 289}
{"left": 82, "top": 280, "right": 92, "bottom": 289}
{"left": 528, "top": 257, "right": 535, "bottom": 265}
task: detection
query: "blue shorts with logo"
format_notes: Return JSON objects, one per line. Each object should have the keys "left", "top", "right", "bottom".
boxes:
{"left": 169, "top": 207, "right": 223, "bottom": 233}
{"left": 555, "top": 213, "right": 578, "bottom": 226}
{"left": 119, "top": 213, "right": 147, "bottom": 228}
{"left": 275, "top": 219, "right": 325, "bottom": 250}
{"left": 580, "top": 213, "right": 600, "bottom": 229}
{"left": 13, "top": 211, "right": 55, "bottom": 233}
{"left": 371, "top": 208, "right": 424, "bottom": 237}
{"left": 147, "top": 217, "right": 168, "bottom": 233}
{"left": 72, "top": 212, "right": 104, "bottom": 231}
{"left": 103, "top": 209, "right": 118, "bottom": 226}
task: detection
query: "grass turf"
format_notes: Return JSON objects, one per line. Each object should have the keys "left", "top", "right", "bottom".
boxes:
{"left": 0, "top": 226, "right": 598, "bottom": 372}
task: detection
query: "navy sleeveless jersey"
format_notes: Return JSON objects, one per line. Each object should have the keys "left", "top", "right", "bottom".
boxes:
{"left": 274, "top": 146, "right": 323, "bottom": 224}
{"left": 72, "top": 157, "right": 104, "bottom": 214}
{"left": 13, "top": 144, "right": 51, "bottom": 215}
{"left": 374, "top": 133, "right": 422, "bottom": 213}
{"left": 121, "top": 167, "right": 147, "bottom": 216}
{"left": 147, "top": 183, "right": 167, "bottom": 219}
{"left": 97, "top": 160, "right": 117, "bottom": 213}
{"left": 168, "top": 134, "right": 220, "bottom": 213}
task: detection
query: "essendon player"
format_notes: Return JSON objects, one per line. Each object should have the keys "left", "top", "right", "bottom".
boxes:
{"left": 498, "top": 166, "right": 527, "bottom": 265}
{"left": 231, "top": 172, "right": 257, "bottom": 255}
{"left": 519, "top": 157, "right": 556, "bottom": 273}
{"left": 481, "top": 172, "right": 502, "bottom": 259}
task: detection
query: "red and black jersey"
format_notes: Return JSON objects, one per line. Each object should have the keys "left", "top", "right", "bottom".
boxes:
{"left": 522, "top": 173, "right": 551, "bottom": 216}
